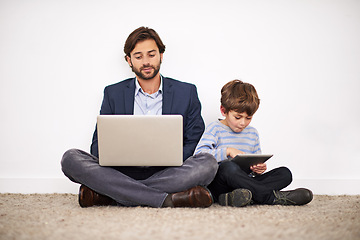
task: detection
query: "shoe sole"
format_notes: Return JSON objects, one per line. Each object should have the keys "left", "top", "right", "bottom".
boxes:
{"left": 219, "top": 189, "right": 252, "bottom": 207}
{"left": 79, "top": 185, "right": 93, "bottom": 208}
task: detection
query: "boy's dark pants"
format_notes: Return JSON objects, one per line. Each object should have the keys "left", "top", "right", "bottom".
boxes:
{"left": 208, "top": 160, "right": 292, "bottom": 204}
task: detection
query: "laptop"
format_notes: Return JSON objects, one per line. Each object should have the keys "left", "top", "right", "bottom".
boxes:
{"left": 97, "top": 115, "right": 183, "bottom": 166}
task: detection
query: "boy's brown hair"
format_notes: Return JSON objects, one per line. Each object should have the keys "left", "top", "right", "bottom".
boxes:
{"left": 221, "top": 80, "right": 260, "bottom": 116}
{"left": 124, "top": 27, "right": 166, "bottom": 61}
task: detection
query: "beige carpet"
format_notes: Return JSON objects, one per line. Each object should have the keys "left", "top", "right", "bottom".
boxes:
{"left": 0, "top": 193, "right": 359, "bottom": 240}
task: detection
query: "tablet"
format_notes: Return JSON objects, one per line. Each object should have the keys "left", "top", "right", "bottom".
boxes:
{"left": 231, "top": 154, "right": 273, "bottom": 172}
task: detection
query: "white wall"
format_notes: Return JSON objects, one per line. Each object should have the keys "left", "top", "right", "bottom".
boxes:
{"left": 1, "top": 0, "right": 359, "bottom": 194}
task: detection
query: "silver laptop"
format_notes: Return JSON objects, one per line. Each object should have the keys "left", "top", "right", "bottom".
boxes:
{"left": 97, "top": 115, "right": 183, "bottom": 166}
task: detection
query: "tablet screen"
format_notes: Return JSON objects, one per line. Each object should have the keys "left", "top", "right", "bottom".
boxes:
{"left": 231, "top": 154, "right": 273, "bottom": 172}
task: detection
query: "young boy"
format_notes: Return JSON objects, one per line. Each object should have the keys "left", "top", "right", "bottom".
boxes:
{"left": 195, "top": 80, "right": 313, "bottom": 207}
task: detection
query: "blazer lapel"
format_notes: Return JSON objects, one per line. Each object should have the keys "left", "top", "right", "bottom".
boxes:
{"left": 162, "top": 77, "right": 173, "bottom": 114}
{"left": 124, "top": 78, "right": 136, "bottom": 114}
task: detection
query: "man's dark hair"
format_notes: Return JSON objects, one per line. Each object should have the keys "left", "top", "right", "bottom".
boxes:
{"left": 124, "top": 27, "right": 166, "bottom": 61}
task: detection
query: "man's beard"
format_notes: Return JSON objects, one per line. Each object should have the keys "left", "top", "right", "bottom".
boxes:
{"left": 131, "top": 62, "right": 161, "bottom": 80}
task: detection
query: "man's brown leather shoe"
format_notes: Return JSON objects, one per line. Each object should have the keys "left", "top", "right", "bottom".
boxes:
{"left": 171, "top": 186, "right": 213, "bottom": 208}
{"left": 78, "top": 185, "right": 116, "bottom": 208}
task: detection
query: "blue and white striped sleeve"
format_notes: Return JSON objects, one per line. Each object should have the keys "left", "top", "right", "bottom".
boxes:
{"left": 252, "top": 129, "right": 262, "bottom": 154}
{"left": 194, "top": 131, "right": 227, "bottom": 162}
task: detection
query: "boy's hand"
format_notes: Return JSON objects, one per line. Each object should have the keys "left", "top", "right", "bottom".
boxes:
{"left": 250, "top": 163, "right": 267, "bottom": 175}
{"left": 227, "top": 147, "right": 245, "bottom": 158}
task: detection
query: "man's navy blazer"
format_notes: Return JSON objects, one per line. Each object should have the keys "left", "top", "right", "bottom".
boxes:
{"left": 90, "top": 77, "right": 205, "bottom": 161}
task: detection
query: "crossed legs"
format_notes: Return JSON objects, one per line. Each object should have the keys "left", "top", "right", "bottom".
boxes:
{"left": 208, "top": 160, "right": 292, "bottom": 204}
{"left": 61, "top": 149, "right": 218, "bottom": 207}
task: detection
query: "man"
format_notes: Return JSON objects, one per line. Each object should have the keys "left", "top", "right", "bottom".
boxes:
{"left": 61, "top": 27, "right": 218, "bottom": 208}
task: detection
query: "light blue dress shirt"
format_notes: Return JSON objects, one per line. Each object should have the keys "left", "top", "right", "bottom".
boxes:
{"left": 134, "top": 77, "right": 163, "bottom": 115}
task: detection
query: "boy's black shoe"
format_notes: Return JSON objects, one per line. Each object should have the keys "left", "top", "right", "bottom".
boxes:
{"left": 219, "top": 188, "right": 252, "bottom": 207}
{"left": 273, "top": 188, "right": 313, "bottom": 206}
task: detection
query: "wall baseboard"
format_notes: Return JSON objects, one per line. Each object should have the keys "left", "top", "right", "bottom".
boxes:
{"left": 284, "top": 179, "right": 360, "bottom": 195}
{"left": 0, "top": 178, "right": 80, "bottom": 194}
{"left": 0, "top": 178, "right": 359, "bottom": 195}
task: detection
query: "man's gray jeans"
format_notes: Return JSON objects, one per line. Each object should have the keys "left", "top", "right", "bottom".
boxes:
{"left": 61, "top": 149, "right": 218, "bottom": 207}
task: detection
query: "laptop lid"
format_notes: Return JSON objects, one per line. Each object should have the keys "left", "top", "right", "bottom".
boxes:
{"left": 97, "top": 115, "right": 183, "bottom": 166}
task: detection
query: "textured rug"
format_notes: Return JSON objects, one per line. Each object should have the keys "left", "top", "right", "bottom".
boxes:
{"left": 0, "top": 194, "right": 359, "bottom": 240}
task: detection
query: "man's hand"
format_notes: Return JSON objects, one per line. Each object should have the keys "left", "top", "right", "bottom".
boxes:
{"left": 226, "top": 147, "right": 245, "bottom": 158}
{"left": 250, "top": 163, "right": 267, "bottom": 175}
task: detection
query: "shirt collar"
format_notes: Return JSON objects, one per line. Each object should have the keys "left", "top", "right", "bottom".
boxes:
{"left": 135, "top": 75, "right": 163, "bottom": 96}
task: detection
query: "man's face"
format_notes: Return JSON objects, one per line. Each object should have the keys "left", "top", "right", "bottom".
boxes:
{"left": 127, "top": 39, "right": 163, "bottom": 80}
{"left": 220, "top": 106, "right": 253, "bottom": 133}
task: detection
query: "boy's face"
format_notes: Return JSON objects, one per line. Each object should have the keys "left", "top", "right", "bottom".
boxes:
{"left": 220, "top": 106, "right": 253, "bottom": 133}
